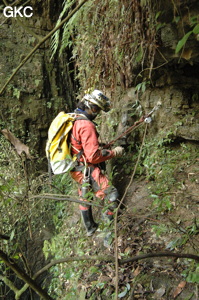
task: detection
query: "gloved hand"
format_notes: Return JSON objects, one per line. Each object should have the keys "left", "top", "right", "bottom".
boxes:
{"left": 112, "top": 146, "right": 124, "bottom": 157}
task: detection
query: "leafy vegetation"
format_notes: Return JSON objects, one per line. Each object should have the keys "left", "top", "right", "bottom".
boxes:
{"left": 1, "top": 0, "right": 199, "bottom": 299}
{"left": 1, "top": 111, "right": 199, "bottom": 299}
{"left": 0, "top": 131, "right": 75, "bottom": 298}
{"left": 51, "top": 0, "right": 160, "bottom": 90}
{"left": 175, "top": 18, "right": 199, "bottom": 54}
{"left": 49, "top": 0, "right": 199, "bottom": 100}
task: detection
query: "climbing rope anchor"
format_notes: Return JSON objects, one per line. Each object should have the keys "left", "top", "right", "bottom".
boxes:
{"left": 104, "top": 102, "right": 161, "bottom": 148}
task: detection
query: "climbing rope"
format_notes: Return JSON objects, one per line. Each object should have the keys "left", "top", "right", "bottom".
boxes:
{"left": 104, "top": 103, "right": 160, "bottom": 149}
{"left": 114, "top": 122, "right": 148, "bottom": 299}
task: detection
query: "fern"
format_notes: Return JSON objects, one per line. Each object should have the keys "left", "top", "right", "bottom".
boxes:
{"left": 59, "top": 12, "right": 79, "bottom": 54}
{"left": 59, "top": 0, "right": 93, "bottom": 55}
{"left": 50, "top": 25, "right": 60, "bottom": 60}
{"left": 50, "top": 0, "right": 76, "bottom": 60}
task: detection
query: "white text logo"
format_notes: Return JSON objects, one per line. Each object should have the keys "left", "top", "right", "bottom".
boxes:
{"left": 3, "top": 6, "right": 33, "bottom": 18}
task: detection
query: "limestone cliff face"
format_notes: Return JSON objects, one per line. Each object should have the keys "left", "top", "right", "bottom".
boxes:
{"left": 0, "top": 0, "right": 74, "bottom": 155}
{"left": 100, "top": 0, "right": 199, "bottom": 145}
{"left": 0, "top": 0, "right": 198, "bottom": 162}
{"left": 144, "top": 0, "right": 199, "bottom": 143}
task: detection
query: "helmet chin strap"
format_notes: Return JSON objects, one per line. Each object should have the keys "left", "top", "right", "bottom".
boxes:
{"left": 84, "top": 100, "right": 99, "bottom": 120}
{"left": 88, "top": 109, "right": 98, "bottom": 120}
{"left": 84, "top": 100, "right": 91, "bottom": 109}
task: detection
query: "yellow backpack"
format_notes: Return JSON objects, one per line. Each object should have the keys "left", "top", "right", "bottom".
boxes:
{"left": 45, "top": 112, "right": 81, "bottom": 174}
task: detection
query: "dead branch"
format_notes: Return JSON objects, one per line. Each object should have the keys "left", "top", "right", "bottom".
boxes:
{"left": 0, "top": 250, "right": 53, "bottom": 300}
{"left": 33, "top": 251, "right": 199, "bottom": 279}
{"left": 1, "top": 250, "right": 198, "bottom": 299}
{"left": 120, "top": 252, "right": 199, "bottom": 264}
{"left": 32, "top": 251, "right": 199, "bottom": 281}
{"left": 33, "top": 255, "right": 115, "bottom": 280}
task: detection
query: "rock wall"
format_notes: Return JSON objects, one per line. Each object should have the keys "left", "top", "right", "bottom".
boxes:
{"left": 119, "top": 80, "right": 199, "bottom": 144}
{"left": 100, "top": 0, "right": 199, "bottom": 146}
{"left": 0, "top": 1, "right": 75, "bottom": 157}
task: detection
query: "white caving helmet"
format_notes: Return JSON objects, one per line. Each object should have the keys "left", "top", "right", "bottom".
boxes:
{"left": 83, "top": 90, "right": 111, "bottom": 112}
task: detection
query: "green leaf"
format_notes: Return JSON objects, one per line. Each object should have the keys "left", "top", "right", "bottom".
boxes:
{"left": 193, "top": 24, "right": 199, "bottom": 34}
{"left": 187, "top": 268, "right": 199, "bottom": 283}
{"left": 10, "top": 229, "right": 15, "bottom": 241}
{"left": 155, "top": 11, "right": 161, "bottom": 20}
{"left": 126, "top": 283, "right": 131, "bottom": 291}
{"left": 173, "top": 16, "right": 180, "bottom": 24}
{"left": 43, "top": 240, "right": 50, "bottom": 259}
{"left": 135, "top": 46, "right": 143, "bottom": 63}
{"left": 135, "top": 83, "right": 142, "bottom": 92}
{"left": 118, "top": 286, "right": 128, "bottom": 298}
{"left": 96, "top": 282, "right": 105, "bottom": 289}
{"left": 175, "top": 31, "right": 192, "bottom": 53}
{"left": 79, "top": 289, "right": 86, "bottom": 300}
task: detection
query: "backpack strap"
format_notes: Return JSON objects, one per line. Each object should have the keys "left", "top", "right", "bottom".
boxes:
{"left": 71, "top": 133, "right": 81, "bottom": 145}
{"left": 70, "top": 114, "right": 90, "bottom": 168}
{"left": 71, "top": 144, "right": 84, "bottom": 164}
{"left": 70, "top": 114, "right": 89, "bottom": 145}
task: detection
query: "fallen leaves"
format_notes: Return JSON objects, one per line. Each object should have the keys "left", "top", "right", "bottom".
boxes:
{"left": 2, "top": 129, "right": 33, "bottom": 159}
{"left": 153, "top": 286, "right": 166, "bottom": 298}
{"left": 173, "top": 281, "right": 186, "bottom": 298}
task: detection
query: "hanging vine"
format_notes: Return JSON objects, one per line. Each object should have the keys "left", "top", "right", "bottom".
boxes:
{"left": 50, "top": 0, "right": 160, "bottom": 92}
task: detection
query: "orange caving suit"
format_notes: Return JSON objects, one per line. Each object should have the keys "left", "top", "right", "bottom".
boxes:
{"left": 70, "top": 117, "right": 118, "bottom": 212}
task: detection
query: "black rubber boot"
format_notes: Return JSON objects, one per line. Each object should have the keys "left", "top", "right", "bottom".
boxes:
{"left": 81, "top": 207, "right": 98, "bottom": 236}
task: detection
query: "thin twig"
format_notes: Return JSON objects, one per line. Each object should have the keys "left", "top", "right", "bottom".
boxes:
{"left": 29, "top": 193, "right": 103, "bottom": 208}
